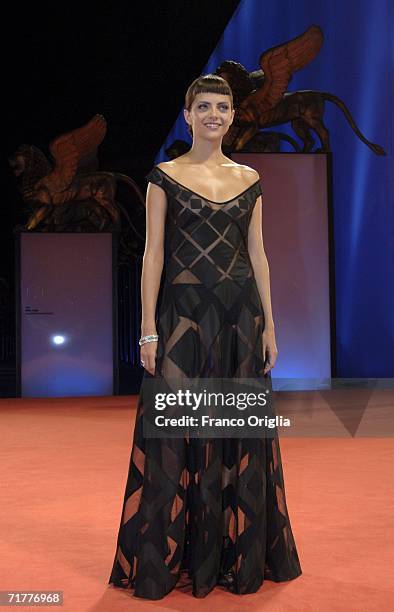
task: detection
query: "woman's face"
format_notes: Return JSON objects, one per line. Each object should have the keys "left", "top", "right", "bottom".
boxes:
{"left": 184, "top": 92, "right": 234, "bottom": 139}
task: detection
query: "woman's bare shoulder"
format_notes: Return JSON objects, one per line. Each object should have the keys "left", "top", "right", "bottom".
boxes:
{"left": 225, "top": 162, "right": 260, "bottom": 184}
{"left": 157, "top": 158, "right": 189, "bottom": 170}
{"left": 156, "top": 160, "right": 188, "bottom": 179}
{"left": 156, "top": 161, "right": 172, "bottom": 170}
{"left": 232, "top": 162, "right": 260, "bottom": 180}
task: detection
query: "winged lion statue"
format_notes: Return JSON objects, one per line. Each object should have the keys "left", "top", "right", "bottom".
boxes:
{"left": 9, "top": 115, "right": 146, "bottom": 243}
{"left": 216, "top": 24, "right": 385, "bottom": 155}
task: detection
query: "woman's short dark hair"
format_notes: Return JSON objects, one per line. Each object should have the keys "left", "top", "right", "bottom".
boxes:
{"left": 184, "top": 74, "right": 233, "bottom": 138}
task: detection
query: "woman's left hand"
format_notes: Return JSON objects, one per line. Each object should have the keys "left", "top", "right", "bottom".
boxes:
{"left": 262, "top": 327, "right": 278, "bottom": 374}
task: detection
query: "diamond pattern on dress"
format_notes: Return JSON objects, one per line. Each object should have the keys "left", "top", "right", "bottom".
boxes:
{"left": 108, "top": 165, "right": 302, "bottom": 599}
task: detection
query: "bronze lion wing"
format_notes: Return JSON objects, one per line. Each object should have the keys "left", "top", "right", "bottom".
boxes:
{"left": 37, "top": 113, "right": 107, "bottom": 193}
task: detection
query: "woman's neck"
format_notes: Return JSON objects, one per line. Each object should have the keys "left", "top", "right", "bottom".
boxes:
{"left": 184, "top": 140, "right": 228, "bottom": 167}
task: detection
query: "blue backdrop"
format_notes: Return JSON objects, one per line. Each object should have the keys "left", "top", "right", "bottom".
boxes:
{"left": 155, "top": 0, "right": 393, "bottom": 378}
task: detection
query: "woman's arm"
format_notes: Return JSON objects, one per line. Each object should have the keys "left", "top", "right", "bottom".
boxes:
{"left": 248, "top": 194, "right": 274, "bottom": 330}
{"left": 247, "top": 193, "right": 278, "bottom": 373}
{"left": 140, "top": 181, "right": 167, "bottom": 373}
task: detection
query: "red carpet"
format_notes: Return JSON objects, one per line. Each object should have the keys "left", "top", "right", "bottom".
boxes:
{"left": 1, "top": 391, "right": 393, "bottom": 611}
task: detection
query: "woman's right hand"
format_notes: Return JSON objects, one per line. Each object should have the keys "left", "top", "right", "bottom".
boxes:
{"left": 140, "top": 340, "right": 158, "bottom": 375}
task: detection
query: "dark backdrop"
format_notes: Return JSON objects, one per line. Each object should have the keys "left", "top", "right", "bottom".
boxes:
{"left": 3, "top": 1, "right": 240, "bottom": 289}
{"left": 1, "top": 2, "right": 240, "bottom": 394}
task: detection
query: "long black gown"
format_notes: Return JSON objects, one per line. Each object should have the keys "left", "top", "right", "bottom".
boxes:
{"left": 108, "top": 165, "right": 302, "bottom": 599}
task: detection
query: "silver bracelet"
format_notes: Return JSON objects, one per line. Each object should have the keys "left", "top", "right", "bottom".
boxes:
{"left": 139, "top": 334, "right": 159, "bottom": 346}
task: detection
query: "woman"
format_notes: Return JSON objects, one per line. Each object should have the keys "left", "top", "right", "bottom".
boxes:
{"left": 108, "top": 74, "right": 302, "bottom": 599}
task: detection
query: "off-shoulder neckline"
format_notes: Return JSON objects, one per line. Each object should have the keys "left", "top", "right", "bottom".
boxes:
{"left": 152, "top": 165, "right": 260, "bottom": 205}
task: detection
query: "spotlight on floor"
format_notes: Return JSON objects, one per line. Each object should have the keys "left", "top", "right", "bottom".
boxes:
{"left": 52, "top": 335, "right": 66, "bottom": 345}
